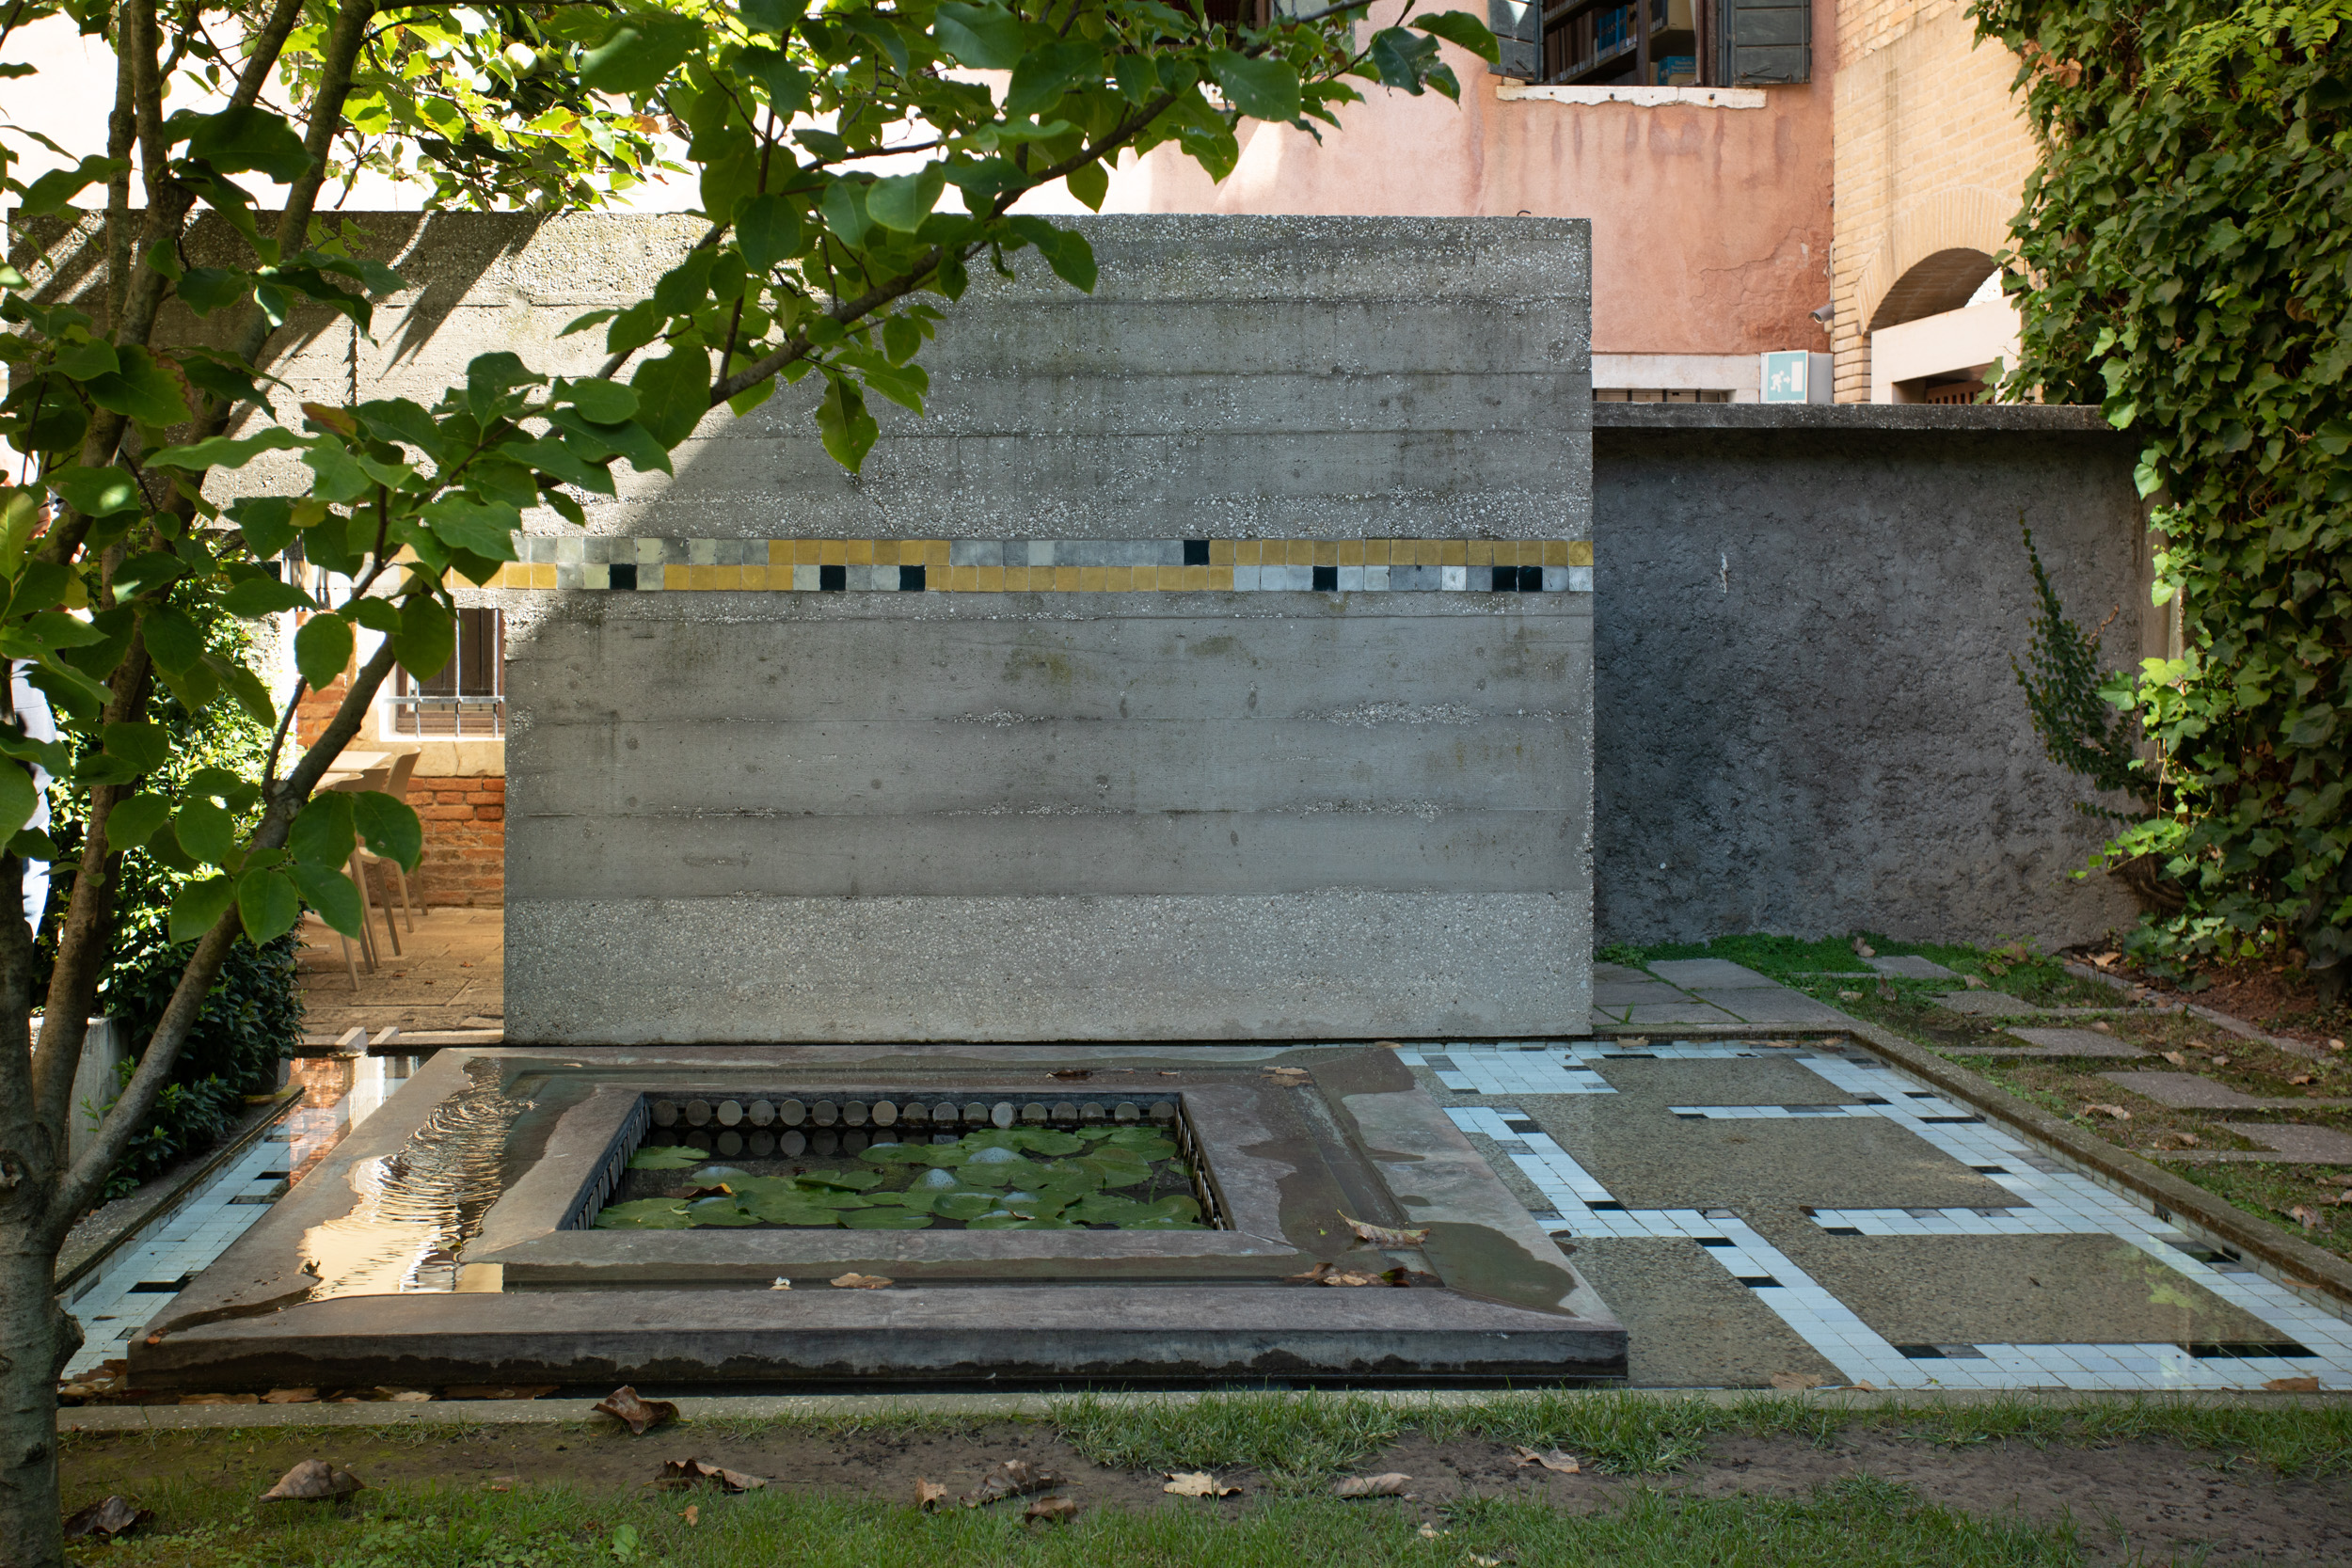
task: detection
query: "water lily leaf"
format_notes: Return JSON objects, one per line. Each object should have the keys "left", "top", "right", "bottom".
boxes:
{"left": 842, "top": 1209, "right": 934, "bottom": 1229}
{"left": 911, "top": 1166, "right": 969, "bottom": 1191}
{"left": 865, "top": 1190, "right": 937, "bottom": 1212}
{"left": 956, "top": 1155, "right": 1043, "bottom": 1189}
{"left": 750, "top": 1198, "right": 844, "bottom": 1227}
{"left": 627, "top": 1143, "right": 705, "bottom": 1170}
{"left": 595, "top": 1198, "right": 691, "bottom": 1228}
{"left": 783, "top": 1189, "right": 873, "bottom": 1210}
{"left": 1103, "top": 1131, "right": 1177, "bottom": 1160}
{"left": 931, "top": 1193, "right": 1002, "bottom": 1221}
{"left": 686, "top": 1196, "right": 761, "bottom": 1227}
{"left": 966, "top": 1213, "right": 1074, "bottom": 1228}
{"left": 796, "top": 1168, "right": 882, "bottom": 1191}
{"left": 963, "top": 1128, "right": 1086, "bottom": 1156}
{"left": 860, "top": 1142, "right": 942, "bottom": 1164}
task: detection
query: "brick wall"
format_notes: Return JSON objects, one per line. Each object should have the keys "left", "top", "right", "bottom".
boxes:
{"left": 1829, "top": 0, "right": 2040, "bottom": 401}
{"left": 393, "top": 775, "right": 504, "bottom": 908}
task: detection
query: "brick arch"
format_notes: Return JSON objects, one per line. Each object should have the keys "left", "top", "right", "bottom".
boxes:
{"left": 1852, "top": 185, "right": 2017, "bottom": 333}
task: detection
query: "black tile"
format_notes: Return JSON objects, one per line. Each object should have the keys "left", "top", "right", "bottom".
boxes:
{"left": 1311, "top": 564, "right": 1338, "bottom": 591}
{"left": 1503, "top": 1118, "right": 1542, "bottom": 1134}
{"left": 1587, "top": 1200, "right": 1626, "bottom": 1212}
{"left": 819, "top": 563, "right": 846, "bottom": 591}
{"left": 1734, "top": 1275, "right": 1780, "bottom": 1288}
{"left": 2185, "top": 1341, "right": 2315, "bottom": 1359}
{"left": 1492, "top": 565, "right": 1521, "bottom": 592}
{"left": 1821, "top": 1226, "right": 1864, "bottom": 1236}
{"left": 1895, "top": 1343, "right": 1947, "bottom": 1359}
{"left": 1183, "top": 539, "right": 1211, "bottom": 565}
{"left": 899, "top": 564, "right": 926, "bottom": 591}
{"left": 609, "top": 562, "right": 638, "bottom": 591}
{"left": 130, "top": 1275, "right": 193, "bottom": 1293}
{"left": 1694, "top": 1236, "right": 1733, "bottom": 1247}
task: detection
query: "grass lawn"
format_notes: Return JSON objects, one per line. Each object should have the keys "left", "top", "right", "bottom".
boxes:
{"left": 56, "top": 1393, "right": 2352, "bottom": 1566}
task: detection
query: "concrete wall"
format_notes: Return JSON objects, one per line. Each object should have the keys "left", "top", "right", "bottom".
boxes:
{"left": 1106, "top": 0, "right": 1836, "bottom": 362}
{"left": 501, "top": 215, "right": 1596, "bottom": 1043}
{"left": 1593, "top": 404, "right": 2153, "bottom": 946}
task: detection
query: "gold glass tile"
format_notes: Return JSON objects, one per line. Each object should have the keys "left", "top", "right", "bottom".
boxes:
{"left": 1412, "top": 540, "right": 1439, "bottom": 565}
{"left": 1544, "top": 541, "right": 1569, "bottom": 566}
{"left": 1283, "top": 540, "right": 1311, "bottom": 565}
{"left": 977, "top": 566, "right": 1005, "bottom": 592}
{"left": 1339, "top": 540, "right": 1363, "bottom": 566}
{"left": 661, "top": 564, "right": 688, "bottom": 590}
{"left": 1132, "top": 566, "right": 1159, "bottom": 590}
{"left": 943, "top": 565, "right": 969, "bottom": 592}
{"left": 847, "top": 539, "right": 874, "bottom": 565}
{"left": 768, "top": 540, "right": 792, "bottom": 565}
{"left": 1233, "top": 540, "right": 1262, "bottom": 564}
{"left": 1313, "top": 541, "right": 1338, "bottom": 566}
{"left": 746, "top": 565, "right": 775, "bottom": 589}
{"left": 924, "top": 541, "right": 950, "bottom": 567}
{"left": 1466, "top": 541, "right": 1492, "bottom": 565}
{"left": 1077, "top": 567, "right": 1106, "bottom": 592}
{"left": 788, "top": 540, "right": 815, "bottom": 563}
{"left": 1569, "top": 540, "right": 1594, "bottom": 566}
{"left": 817, "top": 540, "right": 846, "bottom": 565}
{"left": 1439, "top": 540, "right": 1467, "bottom": 566}
{"left": 1207, "top": 565, "right": 1234, "bottom": 590}
{"left": 874, "top": 540, "right": 900, "bottom": 565}
{"left": 1363, "top": 539, "right": 1391, "bottom": 564}
{"left": 1209, "top": 539, "right": 1234, "bottom": 564}
{"left": 1182, "top": 564, "right": 1209, "bottom": 591}
{"left": 1054, "top": 566, "right": 1081, "bottom": 591}
{"left": 530, "top": 563, "right": 556, "bottom": 589}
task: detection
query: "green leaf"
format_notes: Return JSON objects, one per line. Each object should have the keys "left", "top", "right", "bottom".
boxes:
{"left": 736, "top": 193, "right": 803, "bottom": 273}
{"left": 580, "top": 11, "right": 704, "bottom": 95}
{"left": 651, "top": 249, "right": 717, "bottom": 318}
{"left": 236, "top": 866, "right": 302, "bottom": 944}
{"left": 101, "top": 721, "right": 169, "bottom": 774}
{"left": 738, "top": 45, "right": 808, "bottom": 113}
{"left": 83, "top": 346, "right": 192, "bottom": 429}
{"left": 629, "top": 348, "right": 713, "bottom": 449}
{"left": 465, "top": 351, "right": 545, "bottom": 422}
{"left": 1412, "top": 10, "right": 1502, "bottom": 63}
{"left": 175, "top": 104, "right": 314, "bottom": 182}
{"left": 1006, "top": 38, "right": 1101, "bottom": 119}
{"left": 291, "top": 856, "right": 365, "bottom": 939}
{"left": 16, "top": 155, "right": 126, "bottom": 218}
{"left": 208, "top": 655, "right": 278, "bottom": 729}
{"left": 935, "top": 2, "right": 1024, "bottom": 70}
{"left": 9, "top": 827, "right": 56, "bottom": 863}
{"left": 288, "top": 790, "right": 357, "bottom": 867}
{"left": 294, "top": 613, "right": 355, "bottom": 691}
{"left": 0, "top": 764, "right": 35, "bottom": 841}
{"left": 167, "top": 875, "right": 237, "bottom": 943}
{"left": 174, "top": 798, "right": 238, "bottom": 867}
{"left": 50, "top": 466, "right": 143, "bottom": 518}
{"left": 628, "top": 1144, "right": 708, "bottom": 1170}
{"left": 866, "top": 166, "right": 946, "bottom": 233}
{"left": 818, "top": 179, "right": 873, "bottom": 250}
{"left": 228, "top": 497, "right": 300, "bottom": 557}
{"left": 1367, "top": 27, "right": 1443, "bottom": 96}
{"left": 393, "top": 594, "right": 454, "bottom": 686}
{"left": 351, "top": 789, "right": 422, "bottom": 871}
{"left": 103, "top": 792, "right": 173, "bottom": 853}
{"left": 560, "top": 378, "right": 638, "bottom": 423}
{"left": 814, "top": 373, "right": 879, "bottom": 472}
{"left": 220, "top": 575, "right": 315, "bottom": 618}
{"left": 138, "top": 605, "right": 207, "bottom": 673}
{"left": 177, "top": 266, "right": 252, "bottom": 316}
{"left": 144, "top": 427, "right": 304, "bottom": 472}
{"left": 1210, "top": 52, "right": 1302, "bottom": 122}
{"left": 418, "top": 496, "right": 522, "bottom": 562}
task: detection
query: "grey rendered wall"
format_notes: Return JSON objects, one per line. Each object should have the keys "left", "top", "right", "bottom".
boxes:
{"left": 498, "top": 215, "right": 1595, "bottom": 1043}
{"left": 1593, "top": 404, "right": 2153, "bottom": 948}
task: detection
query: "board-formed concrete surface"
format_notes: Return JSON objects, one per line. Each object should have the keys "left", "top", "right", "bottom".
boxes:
{"left": 492, "top": 215, "right": 1594, "bottom": 1042}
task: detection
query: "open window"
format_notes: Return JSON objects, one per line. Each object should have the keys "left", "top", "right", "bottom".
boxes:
{"left": 1492, "top": 0, "right": 1806, "bottom": 85}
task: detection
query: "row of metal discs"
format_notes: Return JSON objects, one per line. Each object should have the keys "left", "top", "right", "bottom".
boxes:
{"left": 646, "top": 1096, "right": 1178, "bottom": 1132}
{"left": 650, "top": 1127, "right": 925, "bottom": 1160}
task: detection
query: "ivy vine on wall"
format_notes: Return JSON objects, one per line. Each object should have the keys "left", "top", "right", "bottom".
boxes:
{"left": 1974, "top": 0, "right": 2351, "bottom": 995}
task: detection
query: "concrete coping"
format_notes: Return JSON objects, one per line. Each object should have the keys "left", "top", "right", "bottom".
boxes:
{"left": 1591, "top": 404, "right": 2117, "bottom": 434}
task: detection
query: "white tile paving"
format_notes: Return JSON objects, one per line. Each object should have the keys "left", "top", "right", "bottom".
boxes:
{"left": 1434, "top": 1041, "right": 2352, "bottom": 1391}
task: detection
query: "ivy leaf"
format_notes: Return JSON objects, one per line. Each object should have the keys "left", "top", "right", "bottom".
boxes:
{"left": 167, "top": 874, "right": 237, "bottom": 943}
{"left": 236, "top": 866, "right": 303, "bottom": 944}
{"left": 294, "top": 613, "right": 355, "bottom": 691}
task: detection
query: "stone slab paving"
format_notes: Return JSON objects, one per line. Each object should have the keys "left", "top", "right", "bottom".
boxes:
{"left": 295, "top": 908, "right": 505, "bottom": 1039}
{"left": 2218, "top": 1123, "right": 2352, "bottom": 1164}
{"left": 1866, "top": 955, "right": 1959, "bottom": 980}
{"left": 1395, "top": 1037, "right": 2352, "bottom": 1391}
{"left": 1971, "top": 1029, "right": 2150, "bottom": 1059}
{"left": 2102, "top": 1072, "right": 2289, "bottom": 1110}
{"left": 1934, "top": 990, "right": 2046, "bottom": 1017}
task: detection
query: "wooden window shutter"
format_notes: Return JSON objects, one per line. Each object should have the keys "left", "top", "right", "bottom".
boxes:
{"left": 1489, "top": 0, "right": 1538, "bottom": 78}
{"left": 1715, "top": 0, "right": 1809, "bottom": 84}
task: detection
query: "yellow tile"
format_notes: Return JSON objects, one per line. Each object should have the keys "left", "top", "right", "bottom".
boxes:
{"left": 681, "top": 564, "right": 709, "bottom": 590}
{"left": 1362, "top": 539, "right": 1390, "bottom": 565}
{"left": 1120, "top": 567, "right": 1145, "bottom": 591}
{"left": 1405, "top": 540, "right": 1432, "bottom": 565}
{"left": 1569, "top": 540, "right": 1594, "bottom": 567}
{"left": 1439, "top": 540, "right": 1467, "bottom": 566}
{"left": 1544, "top": 540, "right": 1569, "bottom": 566}
{"left": 1182, "top": 564, "right": 1209, "bottom": 591}
{"left": 942, "top": 565, "right": 967, "bottom": 592}
{"left": 1233, "top": 540, "right": 1262, "bottom": 564}
{"left": 747, "top": 564, "right": 777, "bottom": 589}
{"left": 1078, "top": 567, "right": 1106, "bottom": 592}
{"left": 1055, "top": 567, "right": 1081, "bottom": 591}
{"left": 1339, "top": 540, "right": 1363, "bottom": 566}
{"left": 789, "top": 540, "right": 816, "bottom": 563}
{"left": 925, "top": 541, "right": 950, "bottom": 567}
{"left": 769, "top": 540, "right": 793, "bottom": 566}
{"left": 1006, "top": 567, "right": 1033, "bottom": 590}
{"left": 662, "top": 564, "right": 689, "bottom": 590}
{"left": 1132, "top": 566, "right": 1159, "bottom": 590}
{"left": 874, "top": 540, "right": 900, "bottom": 565}
{"left": 1285, "top": 540, "right": 1313, "bottom": 565}
{"left": 1313, "top": 541, "right": 1338, "bottom": 566}
{"left": 818, "top": 540, "right": 846, "bottom": 565}
{"left": 1208, "top": 566, "right": 1233, "bottom": 590}
{"left": 976, "top": 566, "right": 1004, "bottom": 592}
{"left": 848, "top": 539, "right": 874, "bottom": 565}
{"left": 1209, "top": 539, "right": 1234, "bottom": 565}
{"left": 529, "top": 563, "right": 556, "bottom": 589}
{"left": 1466, "top": 541, "right": 1493, "bottom": 565}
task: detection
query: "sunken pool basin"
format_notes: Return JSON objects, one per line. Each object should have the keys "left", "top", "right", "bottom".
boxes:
{"left": 130, "top": 1045, "right": 1627, "bottom": 1390}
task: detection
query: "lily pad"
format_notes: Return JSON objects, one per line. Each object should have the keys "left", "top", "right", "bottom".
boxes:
{"left": 966, "top": 1212, "right": 1076, "bottom": 1229}
{"left": 796, "top": 1168, "right": 883, "bottom": 1191}
{"left": 841, "top": 1209, "right": 935, "bottom": 1229}
{"left": 962, "top": 1128, "right": 1087, "bottom": 1157}
{"left": 1067, "top": 1149, "right": 1151, "bottom": 1188}
{"left": 784, "top": 1188, "right": 874, "bottom": 1210}
{"left": 750, "top": 1198, "right": 844, "bottom": 1227}
{"left": 865, "top": 1191, "right": 938, "bottom": 1213}
{"left": 860, "top": 1143, "right": 948, "bottom": 1165}
{"left": 931, "top": 1193, "right": 1002, "bottom": 1222}
{"left": 594, "top": 1198, "right": 692, "bottom": 1228}
{"left": 957, "top": 1155, "right": 1046, "bottom": 1189}
{"left": 627, "top": 1145, "right": 707, "bottom": 1170}
{"left": 1102, "top": 1131, "right": 1177, "bottom": 1161}
{"left": 910, "top": 1167, "right": 968, "bottom": 1191}
{"left": 686, "top": 1196, "right": 762, "bottom": 1227}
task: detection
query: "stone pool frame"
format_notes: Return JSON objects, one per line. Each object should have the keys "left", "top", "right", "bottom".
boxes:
{"left": 132, "top": 1044, "right": 1627, "bottom": 1390}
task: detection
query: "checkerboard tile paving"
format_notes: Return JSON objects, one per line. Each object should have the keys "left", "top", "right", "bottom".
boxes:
{"left": 1435, "top": 1041, "right": 2352, "bottom": 1392}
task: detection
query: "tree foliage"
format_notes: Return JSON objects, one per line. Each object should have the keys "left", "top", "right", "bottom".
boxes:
{"left": 1976, "top": 0, "right": 2352, "bottom": 987}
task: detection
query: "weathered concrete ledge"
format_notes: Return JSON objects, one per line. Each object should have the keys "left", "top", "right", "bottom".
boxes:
{"left": 1591, "top": 402, "right": 2116, "bottom": 433}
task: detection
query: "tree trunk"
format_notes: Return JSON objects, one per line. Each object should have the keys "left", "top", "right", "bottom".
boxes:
{"left": 0, "top": 1231, "right": 72, "bottom": 1568}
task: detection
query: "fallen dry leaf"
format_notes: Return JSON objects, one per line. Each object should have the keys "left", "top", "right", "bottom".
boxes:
{"left": 1418, "top": 1523, "right": 1446, "bottom": 1539}
{"left": 2082, "top": 1103, "right": 2133, "bottom": 1120}
{"left": 380, "top": 1388, "right": 432, "bottom": 1402}
{"left": 682, "top": 1184, "right": 734, "bottom": 1199}
{"left": 682, "top": 1504, "right": 699, "bottom": 1527}
{"left": 1049, "top": 1068, "right": 1091, "bottom": 1080}
{"left": 1769, "top": 1371, "right": 1824, "bottom": 1391}
{"left": 61, "top": 1497, "right": 151, "bottom": 1540}
{"left": 964, "top": 1459, "right": 1065, "bottom": 1506}
{"left": 1338, "top": 1213, "right": 1430, "bottom": 1248}
{"left": 2092, "top": 951, "right": 2120, "bottom": 968}
{"left": 2212, "top": 1056, "right": 2232, "bottom": 1069}
{"left": 831, "top": 1272, "right": 894, "bottom": 1290}
{"left": 1851, "top": 1380, "right": 1879, "bottom": 1392}
{"left": 1290, "top": 1260, "right": 1401, "bottom": 1288}
{"left": 2265, "top": 1376, "right": 2321, "bottom": 1393}
{"left": 1852, "top": 937, "right": 1876, "bottom": 958}
{"left": 2162, "top": 1052, "right": 2189, "bottom": 1068}
{"left": 1963, "top": 974, "right": 1989, "bottom": 989}
{"left": 1511, "top": 1446, "right": 1581, "bottom": 1474}
{"left": 1024, "top": 1495, "right": 1078, "bottom": 1525}
{"left": 260, "top": 1460, "right": 366, "bottom": 1503}
{"left": 262, "top": 1388, "right": 319, "bottom": 1404}
{"left": 179, "top": 1393, "right": 257, "bottom": 1405}
{"left": 2285, "top": 1204, "right": 2325, "bottom": 1229}
{"left": 2175, "top": 1132, "right": 2201, "bottom": 1148}
{"left": 593, "top": 1386, "right": 679, "bottom": 1435}
{"left": 1468, "top": 1556, "right": 1509, "bottom": 1567}
{"left": 1263, "top": 1067, "right": 1311, "bottom": 1085}
{"left": 2290, "top": 1074, "right": 2315, "bottom": 1085}
{"left": 1838, "top": 990, "right": 1863, "bottom": 1001}
{"left": 1163, "top": 1471, "right": 1240, "bottom": 1497}
{"left": 658, "top": 1458, "right": 768, "bottom": 1494}
{"left": 1332, "top": 1473, "right": 1412, "bottom": 1498}
{"left": 2329, "top": 1038, "right": 2346, "bottom": 1053}
{"left": 914, "top": 1477, "right": 951, "bottom": 1512}
{"left": 444, "top": 1385, "right": 557, "bottom": 1402}
{"left": 1375, "top": 1039, "right": 1404, "bottom": 1050}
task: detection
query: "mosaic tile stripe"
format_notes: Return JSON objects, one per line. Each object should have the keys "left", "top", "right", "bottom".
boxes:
{"left": 488, "top": 537, "right": 1596, "bottom": 594}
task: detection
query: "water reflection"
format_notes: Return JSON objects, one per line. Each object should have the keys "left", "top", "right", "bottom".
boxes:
{"left": 298, "top": 1057, "right": 533, "bottom": 1299}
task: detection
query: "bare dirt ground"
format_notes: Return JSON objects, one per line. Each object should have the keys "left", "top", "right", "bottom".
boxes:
{"left": 60, "top": 1419, "right": 2352, "bottom": 1564}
